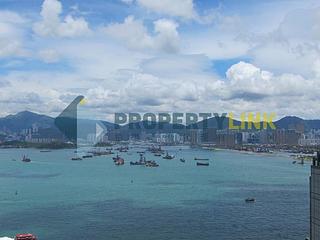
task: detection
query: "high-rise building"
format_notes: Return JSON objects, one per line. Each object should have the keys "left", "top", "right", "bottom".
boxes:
{"left": 310, "top": 152, "right": 320, "bottom": 239}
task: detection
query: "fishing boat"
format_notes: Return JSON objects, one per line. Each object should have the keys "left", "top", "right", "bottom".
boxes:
{"left": 196, "top": 162, "right": 209, "bottom": 166}
{"left": 71, "top": 156, "right": 82, "bottom": 161}
{"left": 245, "top": 198, "right": 256, "bottom": 203}
{"left": 82, "top": 154, "right": 93, "bottom": 159}
{"left": 163, "top": 152, "right": 174, "bottom": 159}
{"left": 194, "top": 157, "right": 209, "bottom": 161}
{"left": 180, "top": 158, "right": 185, "bottom": 163}
{"left": 22, "top": 155, "right": 31, "bottom": 163}
{"left": 15, "top": 233, "right": 37, "bottom": 240}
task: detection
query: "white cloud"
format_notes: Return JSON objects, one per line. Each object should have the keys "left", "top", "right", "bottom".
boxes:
{"left": 136, "top": 0, "right": 196, "bottom": 19}
{"left": 0, "top": 11, "right": 28, "bottom": 58}
{"left": 33, "top": 0, "right": 90, "bottom": 38}
{"left": 225, "top": 61, "right": 314, "bottom": 98}
{"left": 38, "top": 49, "right": 60, "bottom": 63}
{"left": 221, "top": 61, "right": 320, "bottom": 118}
{"left": 153, "top": 19, "right": 179, "bottom": 53}
{"left": 246, "top": 7, "right": 320, "bottom": 78}
{"left": 105, "top": 16, "right": 180, "bottom": 53}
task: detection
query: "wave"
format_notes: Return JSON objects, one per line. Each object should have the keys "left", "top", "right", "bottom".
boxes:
{"left": 0, "top": 237, "right": 14, "bottom": 240}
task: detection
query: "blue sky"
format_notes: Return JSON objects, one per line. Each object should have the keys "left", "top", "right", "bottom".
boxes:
{"left": 0, "top": 0, "right": 320, "bottom": 120}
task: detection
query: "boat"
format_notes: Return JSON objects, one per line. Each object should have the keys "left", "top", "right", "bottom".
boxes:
{"left": 292, "top": 161, "right": 297, "bottom": 164}
{"left": 196, "top": 162, "right": 209, "bottom": 166}
{"left": 82, "top": 154, "right": 93, "bottom": 159}
{"left": 40, "top": 150, "right": 51, "bottom": 152}
{"left": 154, "top": 153, "right": 162, "bottom": 157}
{"left": 245, "top": 198, "right": 256, "bottom": 203}
{"left": 115, "top": 158, "right": 124, "bottom": 165}
{"left": 15, "top": 233, "right": 37, "bottom": 240}
{"left": 71, "top": 156, "right": 82, "bottom": 161}
{"left": 148, "top": 145, "right": 164, "bottom": 154}
{"left": 113, "top": 155, "right": 125, "bottom": 165}
{"left": 130, "top": 154, "right": 146, "bottom": 166}
{"left": 180, "top": 158, "right": 185, "bottom": 163}
{"left": 113, "top": 154, "right": 122, "bottom": 161}
{"left": 22, "top": 155, "right": 31, "bottom": 163}
{"left": 194, "top": 157, "right": 209, "bottom": 161}
{"left": 145, "top": 160, "right": 159, "bottom": 167}
{"left": 163, "top": 152, "right": 174, "bottom": 159}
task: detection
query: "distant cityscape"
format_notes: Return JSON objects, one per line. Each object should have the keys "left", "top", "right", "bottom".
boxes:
{"left": 1, "top": 111, "right": 320, "bottom": 153}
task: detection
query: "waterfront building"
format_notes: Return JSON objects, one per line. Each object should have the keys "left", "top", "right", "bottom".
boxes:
{"left": 202, "top": 127, "right": 217, "bottom": 143}
{"left": 216, "top": 130, "right": 236, "bottom": 147}
{"left": 190, "top": 129, "right": 203, "bottom": 146}
{"left": 300, "top": 130, "right": 320, "bottom": 146}
{"left": 154, "top": 133, "right": 183, "bottom": 145}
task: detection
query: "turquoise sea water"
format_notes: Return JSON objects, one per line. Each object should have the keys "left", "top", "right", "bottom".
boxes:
{"left": 0, "top": 147, "right": 309, "bottom": 239}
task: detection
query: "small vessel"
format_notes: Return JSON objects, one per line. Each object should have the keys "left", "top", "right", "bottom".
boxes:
{"left": 130, "top": 154, "right": 146, "bottom": 166}
{"left": 154, "top": 153, "right": 162, "bottom": 157}
{"left": 113, "top": 154, "right": 121, "bottom": 161}
{"left": 180, "top": 158, "right": 185, "bottom": 163}
{"left": 82, "top": 154, "right": 93, "bottom": 159}
{"left": 196, "top": 162, "right": 209, "bottom": 166}
{"left": 163, "top": 152, "right": 174, "bottom": 160}
{"left": 113, "top": 155, "right": 125, "bottom": 165}
{"left": 245, "top": 198, "right": 256, "bottom": 203}
{"left": 22, "top": 155, "right": 31, "bottom": 163}
{"left": 71, "top": 156, "right": 82, "bottom": 161}
{"left": 292, "top": 161, "right": 297, "bottom": 164}
{"left": 145, "top": 160, "right": 159, "bottom": 167}
{"left": 194, "top": 157, "right": 209, "bottom": 161}
{"left": 15, "top": 233, "right": 37, "bottom": 240}
{"left": 40, "top": 150, "right": 51, "bottom": 152}
{"left": 115, "top": 158, "right": 124, "bottom": 165}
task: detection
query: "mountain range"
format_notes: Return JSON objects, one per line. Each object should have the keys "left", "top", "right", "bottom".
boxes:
{"left": 0, "top": 111, "right": 320, "bottom": 134}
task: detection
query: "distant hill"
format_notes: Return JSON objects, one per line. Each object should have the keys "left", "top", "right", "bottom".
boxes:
{"left": 0, "top": 111, "right": 116, "bottom": 135}
{"left": 274, "top": 116, "right": 320, "bottom": 131}
{"left": 0, "top": 111, "right": 54, "bottom": 133}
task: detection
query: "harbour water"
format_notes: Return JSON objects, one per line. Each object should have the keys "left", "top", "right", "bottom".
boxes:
{"left": 0, "top": 147, "right": 309, "bottom": 239}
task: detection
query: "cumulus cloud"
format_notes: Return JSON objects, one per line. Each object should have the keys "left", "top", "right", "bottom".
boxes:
{"left": 225, "top": 61, "right": 314, "bottom": 98}
{"left": 105, "top": 16, "right": 180, "bottom": 53}
{"left": 33, "top": 0, "right": 90, "bottom": 37}
{"left": 220, "top": 61, "right": 320, "bottom": 117}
